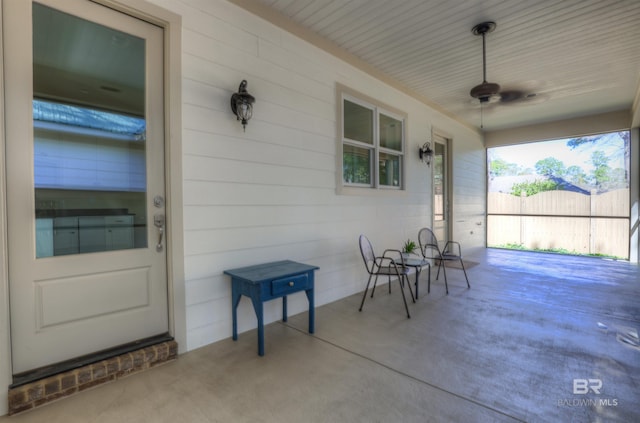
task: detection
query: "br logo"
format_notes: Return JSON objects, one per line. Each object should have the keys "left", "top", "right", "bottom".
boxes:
{"left": 573, "top": 379, "right": 602, "bottom": 395}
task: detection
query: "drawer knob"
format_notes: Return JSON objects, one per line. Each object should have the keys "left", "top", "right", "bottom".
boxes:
{"left": 289, "top": 281, "right": 294, "bottom": 287}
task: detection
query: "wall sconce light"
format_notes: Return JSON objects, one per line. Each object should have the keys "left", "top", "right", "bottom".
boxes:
{"left": 230, "top": 80, "right": 255, "bottom": 131}
{"left": 419, "top": 142, "right": 434, "bottom": 165}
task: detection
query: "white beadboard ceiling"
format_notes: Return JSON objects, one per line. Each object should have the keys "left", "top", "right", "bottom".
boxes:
{"left": 230, "top": 0, "right": 640, "bottom": 132}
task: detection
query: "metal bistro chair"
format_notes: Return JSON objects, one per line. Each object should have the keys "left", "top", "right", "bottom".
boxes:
{"left": 358, "top": 235, "right": 414, "bottom": 318}
{"left": 418, "top": 227, "right": 470, "bottom": 294}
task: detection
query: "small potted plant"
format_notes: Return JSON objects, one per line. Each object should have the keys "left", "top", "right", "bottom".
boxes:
{"left": 402, "top": 239, "right": 417, "bottom": 258}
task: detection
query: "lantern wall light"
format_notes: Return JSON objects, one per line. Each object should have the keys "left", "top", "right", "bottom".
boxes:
{"left": 419, "top": 142, "right": 434, "bottom": 165}
{"left": 230, "top": 80, "right": 255, "bottom": 131}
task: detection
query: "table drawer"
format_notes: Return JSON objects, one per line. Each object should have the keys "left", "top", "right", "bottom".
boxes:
{"left": 271, "top": 273, "right": 309, "bottom": 296}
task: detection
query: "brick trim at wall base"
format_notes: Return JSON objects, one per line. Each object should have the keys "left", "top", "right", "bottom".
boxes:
{"left": 7, "top": 340, "right": 178, "bottom": 415}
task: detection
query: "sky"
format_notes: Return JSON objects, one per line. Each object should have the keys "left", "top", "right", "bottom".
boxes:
{"left": 488, "top": 131, "right": 627, "bottom": 174}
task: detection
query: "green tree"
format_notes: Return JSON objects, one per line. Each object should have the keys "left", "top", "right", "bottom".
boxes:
{"left": 511, "top": 179, "right": 559, "bottom": 196}
{"left": 568, "top": 132, "right": 629, "bottom": 157}
{"left": 567, "top": 136, "right": 596, "bottom": 149}
{"left": 590, "top": 150, "right": 610, "bottom": 189}
{"left": 567, "top": 131, "right": 630, "bottom": 185}
{"left": 565, "top": 165, "right": 587, "bottom": 185}
{"left": 607, "top": 168, "right": 628, "bottom": 189}
{"left": 490, "top": 158, "right": 521, "bottom": 176}
{"left": 535, "top": 157, "right": 566, "bottom": 177}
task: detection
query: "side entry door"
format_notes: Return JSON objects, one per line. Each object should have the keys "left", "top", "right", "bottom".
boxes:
{"left": 432, "top": 135, "right": 450, "bottom": 245}
{"left": 4, "top": 0, "right": 169, "bottom": 374}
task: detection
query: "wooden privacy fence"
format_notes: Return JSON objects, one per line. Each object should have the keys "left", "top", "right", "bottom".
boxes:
{"left": 487, "top": 189, "right": 629, "bottom": 258}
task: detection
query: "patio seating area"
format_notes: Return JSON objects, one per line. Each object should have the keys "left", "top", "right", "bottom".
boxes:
{"left": 2, "top": 248, "right": 638, "bottom": 422}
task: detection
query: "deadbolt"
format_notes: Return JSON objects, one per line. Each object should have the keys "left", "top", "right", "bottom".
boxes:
{"left": 154, "top": 195, "right": 165, "bottom": 208}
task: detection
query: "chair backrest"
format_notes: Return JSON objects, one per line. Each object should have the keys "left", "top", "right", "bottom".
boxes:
{"left": 359, "top": 235, "right": 375, "bottom": 274}
{"left": 418, "top": 228, "right": 441, "bottom": 258}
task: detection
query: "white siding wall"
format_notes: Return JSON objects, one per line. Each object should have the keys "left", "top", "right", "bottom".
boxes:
{"left": 149, "top": 0, "right": 484, "bottom": 351}
{"left": 450, "top": 136, "right": 487, "bottom": 249}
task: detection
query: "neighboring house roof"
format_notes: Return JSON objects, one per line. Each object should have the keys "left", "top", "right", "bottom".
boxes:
{"left": 489, "top": 174, "right": 591, "bottom": 194}
{"left": 33, "top": 99, "right": 145, "bottom": 138}
{"left": 488, "top": 175, "right": 540, "bottom": 193}
{"left": 548, "top": 176, "right": 591, "bottom": 195}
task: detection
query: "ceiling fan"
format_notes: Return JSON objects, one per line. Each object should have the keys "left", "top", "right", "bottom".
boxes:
{"left": 469, "top": 21, "right": 541, "bottom": 106}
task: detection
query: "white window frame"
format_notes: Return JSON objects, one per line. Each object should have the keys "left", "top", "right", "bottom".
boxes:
{"left": 338, "top": 85, "right": 407, "bottom": 193}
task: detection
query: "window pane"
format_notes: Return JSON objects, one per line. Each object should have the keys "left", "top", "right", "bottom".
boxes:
{"left": 33, "top": 5, "right": 147, "bottom": 258}
{"left": 379, "top": 113, "right": 402, "bottom": 151}
{"left": 343, "top": 145, "right": 371, "bottom": 184}
{"left": 379, "top": 153, "right": 401, "bottom": 187}
{"left": 344, "top": 100, "right": 373, "bottom": 144}
{"left": 434, "top": 143, "right": 445, "bottom": 220}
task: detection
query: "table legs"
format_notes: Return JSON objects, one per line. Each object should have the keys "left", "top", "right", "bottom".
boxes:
{"left": 249, "top": 295, "right": 265, "bottom": 356}
{"left": 231, "top": 283, "right": 241, "bottom": 341}
{"left": 306, "top": 288, "right": 315, "bottom": 334}
{"left": 282, "top": 295, "right": 287, "bottom": 322}
{"left": 413, "top": 263, "right": 431, "bottom": 299}
{"left": 230, "top": 278, "right": 315, "bottom": 356}
{"left": 282, "top": 291, "right": 314, "bottom": 333}
{"left": 231, "top": 281, "right": 266, "bottom": 356}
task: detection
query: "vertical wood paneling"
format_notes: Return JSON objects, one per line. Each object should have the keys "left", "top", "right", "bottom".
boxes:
{"left": 488, "top": 190, "right": 630, "bottom": 257}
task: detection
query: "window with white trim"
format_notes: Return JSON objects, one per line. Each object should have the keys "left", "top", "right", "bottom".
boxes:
{"left": 341, "top": 93, "right": 405, "bottom": 189}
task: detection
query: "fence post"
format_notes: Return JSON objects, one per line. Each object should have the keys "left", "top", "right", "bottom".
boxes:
{"left": 590, "top": 189, "right": 597, "bottom": 255}
{"left": 521, "top": 191, "right": 527, "bottom": 247}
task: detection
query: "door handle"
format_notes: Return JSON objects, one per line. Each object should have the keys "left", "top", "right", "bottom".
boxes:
{"left": 154, "top": 214, "right": 165, "bottom": 252}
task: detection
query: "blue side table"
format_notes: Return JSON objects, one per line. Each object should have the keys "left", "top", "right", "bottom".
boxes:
{"left": 224, "top": 260, "right": 319, "bottom": 356}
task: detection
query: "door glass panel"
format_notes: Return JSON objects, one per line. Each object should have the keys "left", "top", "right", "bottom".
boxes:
{"left": 434, "top": 142, "right": 445, "bottom": 221}
{"left": 33, "top": 3, "right": 147, "bottom": 257}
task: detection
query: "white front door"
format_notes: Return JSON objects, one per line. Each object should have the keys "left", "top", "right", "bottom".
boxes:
{"left": 433, "top": 135, "right": 449, "bottom": 245}
{"left": 4, "top": 0, "right": 168, "bottom": 374}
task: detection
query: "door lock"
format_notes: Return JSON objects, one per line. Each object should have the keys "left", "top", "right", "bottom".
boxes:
{"left": 154, "top": 214, "right": 165, "bottom": 252}
{"left": 154, "top": 195, "right": 165, "bottom": 208}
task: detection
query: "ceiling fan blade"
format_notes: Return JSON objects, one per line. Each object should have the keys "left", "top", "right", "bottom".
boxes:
{"left": 499, "top": 90, "right": 526, "bottom": 103}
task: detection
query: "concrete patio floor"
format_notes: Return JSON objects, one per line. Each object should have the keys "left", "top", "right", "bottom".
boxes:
{"left": 2, "top": 248, "right": 639, "bottom": 422}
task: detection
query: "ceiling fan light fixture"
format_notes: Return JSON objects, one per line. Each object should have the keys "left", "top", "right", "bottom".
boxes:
{"left": 471, "top": 21, "right": 497, "bottom": 37}
{"left": 470, "top": 81, "right": 501, "bottom": 102}
{"left": 470, "top": 21, "right": 499, "bottom": 103}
